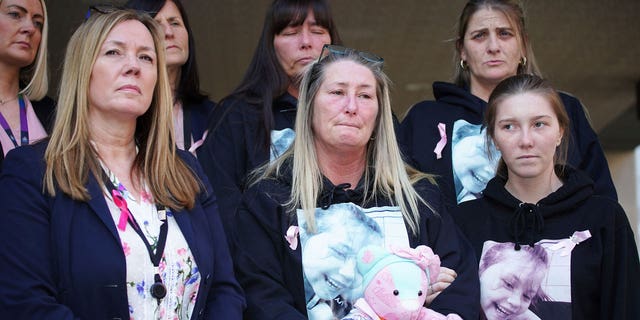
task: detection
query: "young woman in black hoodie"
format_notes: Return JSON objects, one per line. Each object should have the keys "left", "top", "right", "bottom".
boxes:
{"left": 452, "top": 74, "right": 639, "bottom": 319}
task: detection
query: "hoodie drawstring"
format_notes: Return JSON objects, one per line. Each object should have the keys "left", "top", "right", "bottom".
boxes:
{"left": 509, "top": 203, "right": 544, "bottom": 250}
{"left": 319, "top": 183, "right": 352, "bottom": 209}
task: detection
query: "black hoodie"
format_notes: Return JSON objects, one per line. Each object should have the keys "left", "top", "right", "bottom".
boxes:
{"left": 399, "top": 82, "right": 617, "bottom": 209}
{"left": 452, "top": 166, "right": 640, "bottom": 319}
{"left": 233, "top": 160, "right": 480, "bottom": 319}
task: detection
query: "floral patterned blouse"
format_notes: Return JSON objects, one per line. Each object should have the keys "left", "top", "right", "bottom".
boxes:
{"left": 103, "top": 170, "right": 201, "bottom": 320}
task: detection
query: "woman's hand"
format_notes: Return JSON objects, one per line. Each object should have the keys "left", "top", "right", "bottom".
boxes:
{"left": 425, "top": 266, "right": 457, "bottom": 306}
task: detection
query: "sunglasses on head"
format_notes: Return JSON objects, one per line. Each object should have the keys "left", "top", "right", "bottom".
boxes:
{"left": 317, "top": 44, "right": 384, "bottom": 69}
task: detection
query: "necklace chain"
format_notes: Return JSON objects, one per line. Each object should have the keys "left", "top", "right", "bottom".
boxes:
{"left": 0, "top": 95, "right": 18, "bottom": 105}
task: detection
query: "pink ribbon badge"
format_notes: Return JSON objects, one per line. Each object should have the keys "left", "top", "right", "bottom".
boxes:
{"left": 433, "top": 123, "right": 447, "bottom": 159}
{"left": 188, "top": 130, "right": 208, "bottom": 155}
{"left": 112, "top": 189, "right": 132, "bottom": 231}
{"left": 284, "top": 226, "right": 299, "bottom": 250}
{"left": 549, "top": 230, "right": 592, "bottom": 256}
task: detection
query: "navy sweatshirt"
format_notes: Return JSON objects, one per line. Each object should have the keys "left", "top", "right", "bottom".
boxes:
{"left": 233, "top": 162, "right": 480, "bottom": 320}
{"left": 399, "top": 82, "right": 617, "bottom": 209}
{"left": 451, "top": 166, "right": 639, "bottom": 319}
{"left": 197, "top": 93, "right": 297, "bottom": 235}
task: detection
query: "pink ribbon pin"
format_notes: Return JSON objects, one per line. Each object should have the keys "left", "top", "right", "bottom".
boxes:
{"left": 188, "top": 130, "right": 208, "bottom": 155}
{"left": 285, "top": 226, "right": 299, "bottom": 250}
{"left": 549, "top": 230, "right": 592, "bottom": 256}
{"left": 112, "top": 189, "right": 132, "bottom": 231}
{"left": 433, "top": 123, "right": 447, "bottom": 159}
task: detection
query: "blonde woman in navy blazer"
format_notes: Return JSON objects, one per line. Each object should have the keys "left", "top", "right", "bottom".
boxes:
{"left": 0, "top": 9, "right": 244, "bottom": 319}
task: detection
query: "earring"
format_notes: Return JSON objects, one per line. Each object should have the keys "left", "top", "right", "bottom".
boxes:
{"left": 520, "top": 56, "right": 527, "bottom": 67}
{"left": 556, "top": 138, "right": 562, "bottom": 146}
{"left": 460, "top": 59, "right": 468, "bottom": 70}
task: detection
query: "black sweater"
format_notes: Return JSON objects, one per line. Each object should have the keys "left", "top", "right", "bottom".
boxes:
{"left": 196, "top": 93, "right": 297, "bottom": 235}
{"left": 399, "top": 82, "right": 617, "bottom": 209}
{"left": 451, "top": 166, "right": 639, "bottom": 319}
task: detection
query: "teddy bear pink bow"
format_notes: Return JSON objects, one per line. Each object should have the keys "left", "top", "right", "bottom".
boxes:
{"left": 390, "top": 245, "right": 440, "bottom": 284}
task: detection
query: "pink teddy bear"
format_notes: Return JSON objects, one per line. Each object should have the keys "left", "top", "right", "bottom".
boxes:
{"left": 343, "top": 245, "right": 462, "bottom": 320}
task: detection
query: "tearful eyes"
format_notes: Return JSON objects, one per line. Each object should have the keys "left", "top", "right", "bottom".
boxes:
{"left": 328, "top": 91, "right": 374, "bottom": 100}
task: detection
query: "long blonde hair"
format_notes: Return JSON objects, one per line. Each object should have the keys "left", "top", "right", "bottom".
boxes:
{"left": 258, "top": 51, "right": 436, "bottom": 235}
{"left": 44, "top": 9, "right": 200, "bottom": 210}
{"left": 2, "top": 0, "right": 50, "bottom": 100}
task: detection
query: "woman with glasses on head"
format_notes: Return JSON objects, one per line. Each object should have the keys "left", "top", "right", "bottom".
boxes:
{"left": 0, "top": 9, "right": 244, "bottom": 319}
{"left": 233, "top": 45, "right": 479, "bottom": 320}
{"left": 196, "top": 0, "right": 341, "bottom": 235}
{"left": 124, "top": 0, "right": 213, "bottom": 154}
{"left": 399, "top": 0, "right": 617, "bottom": 209}
{"left": 0, "top": 0, "right": 54, "bottom": 169}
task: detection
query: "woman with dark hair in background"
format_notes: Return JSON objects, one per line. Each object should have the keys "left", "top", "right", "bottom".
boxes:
{"left": 0, "top": 0, "right": 55, "bottom": 169}
{"left": 400, "top": 0, "right": 617, "bottom": 209}
{"left": 197, "top": 0, "right": 341, "bottom": 233}
{"left": 125, "top": 0, "right": 213, "bottom": 153}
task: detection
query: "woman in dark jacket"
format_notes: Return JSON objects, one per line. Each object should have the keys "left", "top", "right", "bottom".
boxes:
{"left": 0, "top": 10, "right": 244, "bottom": 319}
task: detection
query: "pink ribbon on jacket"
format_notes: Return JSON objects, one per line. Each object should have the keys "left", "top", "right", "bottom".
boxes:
{"left": 391, "top": 245, "right": 441, "bottom": 284}
{"left": 285, "top": 226, "right": 300, "bottom": 250}
{"left": 188, "top": 130, "right": 208, "bottom": 155}
{"left": 549, "top": 230, "right": 592, "bottom": 256}
{"left": 433, "top": 123, "right": 447, "bottom": 159}
{"left": 112, "top": 189, "right": 132, "bottom": 231}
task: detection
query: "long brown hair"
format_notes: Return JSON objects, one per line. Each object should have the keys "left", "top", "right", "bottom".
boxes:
{"left": 44, "top": 9, "right": 201, "bottom": 210}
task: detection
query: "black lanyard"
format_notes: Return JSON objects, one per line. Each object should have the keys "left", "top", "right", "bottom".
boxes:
{"left": 102, "top": 171, "right": 169, "bottom": 303}
{"left": 0, "top": 95, "right": 28, "bottom": 148}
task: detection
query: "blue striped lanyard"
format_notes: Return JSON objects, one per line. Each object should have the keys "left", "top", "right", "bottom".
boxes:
{"left": 0, "top": 95, "right": 28, "bottom": 148}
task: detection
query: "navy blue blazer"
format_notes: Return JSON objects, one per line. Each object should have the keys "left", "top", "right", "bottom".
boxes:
{"left": 0, "top": 142, "right": 245, "bottom": 319}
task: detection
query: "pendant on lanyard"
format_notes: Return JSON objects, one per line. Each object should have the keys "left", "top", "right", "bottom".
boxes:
{"left": 102, "top": 170, "right": 169, "bottom": 304}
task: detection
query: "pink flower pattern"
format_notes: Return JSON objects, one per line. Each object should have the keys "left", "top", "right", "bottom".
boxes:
{"left": 104, "top": 172, "right": 200, "bottom": 319}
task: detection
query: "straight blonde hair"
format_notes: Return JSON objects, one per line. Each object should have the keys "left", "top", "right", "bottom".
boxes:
{"left": 2, "top": 0, "right": 50, "bottom": 100}
{"left": 257, "top": 51, "right": 436, "bottom": 235}
{"left": 44, "top": 9, "right": 200, "bottom": 210}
